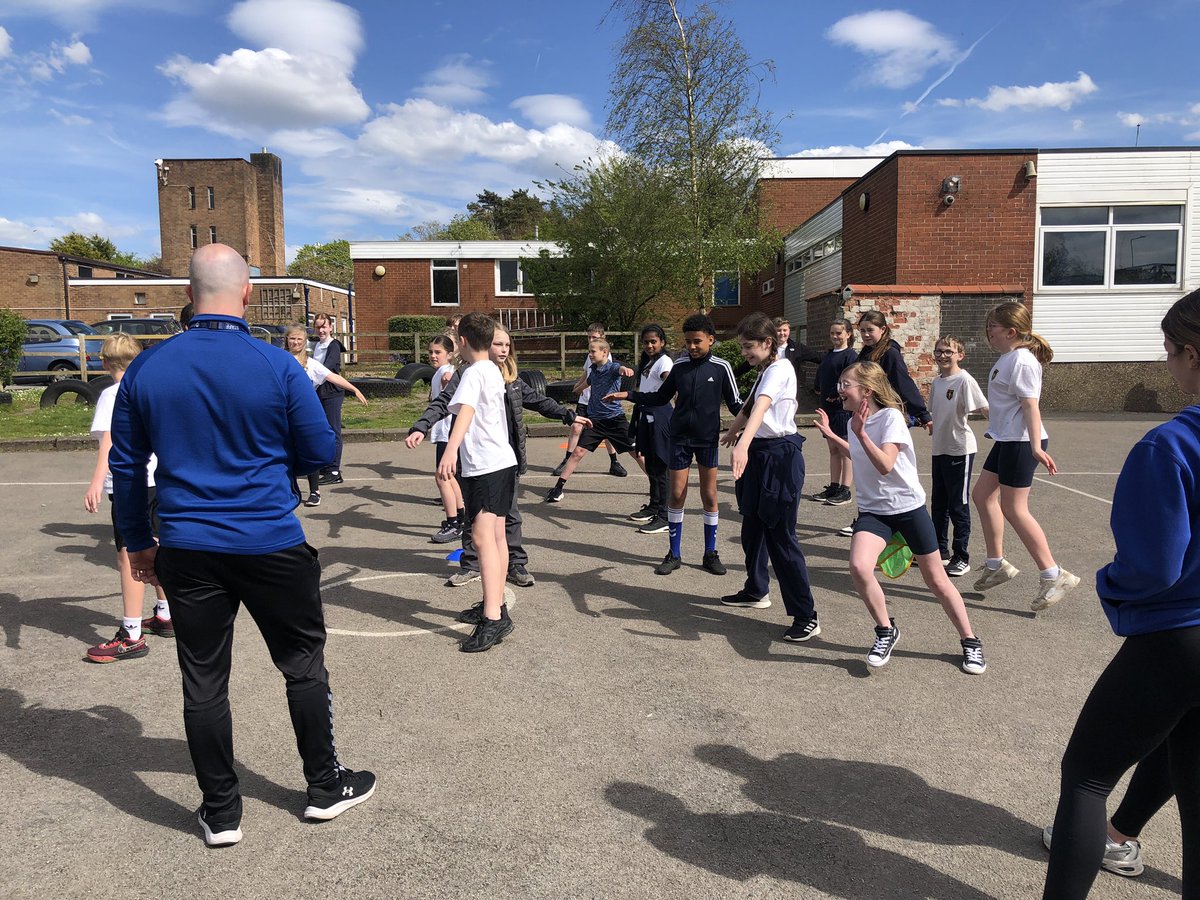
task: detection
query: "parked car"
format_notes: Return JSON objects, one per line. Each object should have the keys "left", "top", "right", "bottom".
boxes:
{"left": 15, "top": 319, "right": 105, "bottom": 384}
{"left": 91, "top": 318, "right": 182, "bottom": 337}
{"left": 249, "top": 323, "right": 289, "bottom": 347}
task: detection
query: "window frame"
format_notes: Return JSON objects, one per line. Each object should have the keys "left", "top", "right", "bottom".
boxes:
{"left": 187, "top": 186, "right": 195, "bottom": 210}
{"left": 495, "top": 259, "right": 530, "bottom": 296}
{"left": 207, "top": 186, "right": 215, "bottom": 210}
{"left": 209, "top": 225, "right": 218, "bottom": 244}
{"left": 712, "top": 271, "right": 741, "bottom": 308}
{"left": 1037, "top": 204, "right": 1183, "bottom": 291}
{"left": 189, "top": 225, "right": 198, "bottom": 250}
{"left": 431, "top": 259, "right": 460, "bottom": 307}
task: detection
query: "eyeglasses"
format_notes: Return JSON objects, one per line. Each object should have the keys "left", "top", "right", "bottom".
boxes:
{"left": 934, "top": 349, "right": 957, "bottom": 356}
{"left": 836, "top": 381, "right": 858, "bottom": 390}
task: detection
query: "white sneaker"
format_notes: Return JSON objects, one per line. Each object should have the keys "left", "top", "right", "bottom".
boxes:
{"left": 1042, "top": 825, "right": 1144, "bottom": 877}
{"left": 1032, "top": 569, "right": 1081, "bottom": 611}
{"left": 973, "top": 559, "right": 1019, "bottom": 591}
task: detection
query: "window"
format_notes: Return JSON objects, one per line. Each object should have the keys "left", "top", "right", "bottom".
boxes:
{"left": 187, "top": 187, "right": 195, "bottom": 210}
{"left": 431, "top": 259, "right": 459, "bottom": 306}
{"left": 207, "top": 186, "right": 215, "bottom": 209}
{"left": 134, "top": 292, "right": 147, "bottom": 306}
{"left": 259, "top": 287, "right": 292, "bottom": 320}
{"left": 1040, "top": 205, "right": 1182, "bottom": 289}
{"left": 496, "top": 259, "right": 529, "bottom": 295}
{"left": 712, "top": 272, "right": 740, "bottom": 307}
{"left": 785, "top": 232, "right": 843, "bottom": 274}
{"left": 77, "top": 266, "right": 92, "bottom": 278}
{"left": 209, "top": 226, "right": 218, "bottom": 244}
{"left": 761, "top": 278, "right": 775, "bottom": 295}
{"left": 190, "top": 226, "right": 198, "bottom": 249}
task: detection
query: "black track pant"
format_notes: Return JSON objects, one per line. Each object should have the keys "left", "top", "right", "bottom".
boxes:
{"left": 1044, "top": 625, "right": 1200, "bottom": 899}
{"left": 930, "top": 452, "right": 973, "bottom": 562}
{"left": 156, "top": 543, "right": 341, "bottom": 819}
{"left": 320, "top": 392, "right": 344, "bottom": 471}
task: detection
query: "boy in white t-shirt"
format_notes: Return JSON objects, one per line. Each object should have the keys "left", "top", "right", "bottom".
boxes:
{"left": 926, "top": 336, "right": 988, "bottom": 577}
{"left": 82, "top": 333, "right": 171, "bottom": 663}
{"left": 439, "top": 312, "right": 519, "bottom": 653}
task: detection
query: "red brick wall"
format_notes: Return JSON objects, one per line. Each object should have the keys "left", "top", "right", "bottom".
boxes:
{"left": 841, "top": 161, "right": 899, "bottom": 285}
{"left": 1, "top": 249, "right": 67, "bottom": 316}
{"left": 158, "top": 159, "right": 265, "bottom": 277}
{"left": 758, "top": 178, "right": 859, "bottom": 233}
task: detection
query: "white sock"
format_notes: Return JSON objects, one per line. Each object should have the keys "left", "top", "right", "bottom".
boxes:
{"left": 986, "top": 558, "right": 1003, "bottom": 571}
{"left": 123, "top": 617, "right": 142, "bottom": 641}
{"left": 1040, "top": 566, "right": 1060, "bottom": 580}
{"left": 154, "top": 600, "right": 171, "bottom": 621}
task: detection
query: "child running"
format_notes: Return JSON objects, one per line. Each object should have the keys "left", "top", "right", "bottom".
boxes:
{"left": 423, "top": 334, "right": 464, "bottom": 544}
{"left": 970, "top": 301, "right": 1079, "bottom": 611}
{"left": 82, "top": 333, "right": 171, "bottom": 662}
{"left": 626, "top": 324, "right": 674, "bottom": 535}
{"left": 811, "top": 318, "right": 858, "bottom": 506}
{"left": 927, "top": 336, "right": 988, "bottom": 577}
{"left": 608, "top": 313, "right": 742, "bottom": 576}
{"left": 719, "top": 313, "right": 819, "bottom": 642}
{"left": 814, "top": 361, "right": 986, "bottom": 674}
{"left": 552, "top": 322, "right": 627, "bottom": 478}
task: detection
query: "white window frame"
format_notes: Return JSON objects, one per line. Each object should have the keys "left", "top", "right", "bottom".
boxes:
{"left": 207, "top": 186, "right": 215, "bottom": 210}
{"left": 107, "top": 313, "right": 134, "bottom": 320}
{"left": 1038, "top": 204, "right": 1183, "bottom": 291}
{"left": 209, "top": 225, "right": 218, "bottom": 244}
{"left": 761, "top": 278, "right": 775, "bottom": 295}
{"left": 712, "top": 271, "right": 740, "bottom": 307}
{"left": 495, "top": 259, "right": 530, "bottom": 296}
{"left": 149, "top": 313, "right": 176, "bottom": 320}
{"left": 431, "top": 259, "right": 460, "bottom": 306}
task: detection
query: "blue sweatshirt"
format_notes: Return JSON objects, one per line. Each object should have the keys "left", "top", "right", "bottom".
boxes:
{"left": 109, "top": 315, "right": 336, "bottom": 554}
{"left": 1097, "top": 406, "right": 1200, "bottom": 636}
{"left": 587, "top": 357, "right": 625, "bottom": 420}
{"left": 863, "top": 339, "right": 930, "bottom": 425}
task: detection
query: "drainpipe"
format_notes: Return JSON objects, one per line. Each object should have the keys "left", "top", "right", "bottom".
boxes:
{"left": 61, "top": 257, "right": 71, "bottom": 318}
{"left": 303, "top": 282, "right": 311, "bottom": 324}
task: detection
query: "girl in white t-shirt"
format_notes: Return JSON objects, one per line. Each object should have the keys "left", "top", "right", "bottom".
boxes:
{"left": 720, "top": 313, "right": 819, "bottom": 642}
{"left": 628, "top": 324, "right": 675, "bottom": 532}
{"left": 970, "top": 302, "right": 1079, "bottom": 612}
{"left": 424, "top": 334, "right": 464, "bottom": 543}
{"left": 814, "top": 361, "right": 985, "bottom": 674}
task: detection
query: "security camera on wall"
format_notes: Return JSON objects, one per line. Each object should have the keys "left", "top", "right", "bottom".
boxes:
{"left": 943, "top": 194, "right": 956, "bottom": 206}
{"left": 841, "top": 285, "right": 853, "bottom": 303}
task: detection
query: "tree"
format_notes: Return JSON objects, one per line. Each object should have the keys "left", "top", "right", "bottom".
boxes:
{"left": 287, "top": 239, "right": 353, "bottom": 286}
{"left": 49, "top": 231, "right": 145, "bottom": 269}
{"left": 0, "top": 307, "right": 24, "bottom": 388}
{"left": 467, "top": 189, "right": 557, "bottom": 240}
{"left": 524, "top": 156, "right": 687, "bottom": 330}
{"left": 442, "top": 214, "right": 498, "bottom": 241}
{"left": 606, "top": 0, "right": 781, "bottom": 309}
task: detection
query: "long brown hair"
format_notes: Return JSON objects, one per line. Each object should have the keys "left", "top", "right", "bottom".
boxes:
{"left": 857, "top": 310, "right": 892, "bottom": 363}
{"left": 986, "top": 301, "right": 1053, "bottom": 365}
{"left": 735, "top": 312, "right": 779, "bottom": 369}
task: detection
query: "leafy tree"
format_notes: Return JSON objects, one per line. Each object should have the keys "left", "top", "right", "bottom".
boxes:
{"left": 442, "top": 214, "right": 498, "bottom": 241}
{"left": 49, "top": 231, "right": 145, "bottom": 269}
{"left": 287, "top": 239, "right": 353, "bottom": 286}
{"left": 606, "top": 0, "right": 781, "bottom": 309}
{"left": 467, "top": 189, "right": 556, "bottom": 240}
{"left": 0, "top": 307, "right": 25, "bottom": 388}
{"left": 399, "top": 221, "right": 447, "bottom": 241}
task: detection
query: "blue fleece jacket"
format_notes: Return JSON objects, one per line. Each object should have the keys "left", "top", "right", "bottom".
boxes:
{"left": 1097, "top": 406, "right": 1200, "bottom": 636}
{"left": 109, "top": 315, "right": 336, "bottom": 554}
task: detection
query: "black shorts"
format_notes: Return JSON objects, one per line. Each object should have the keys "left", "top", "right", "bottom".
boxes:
{"left": 854, "top": 506, "right": 939, "bottom": 557}
{"left": 578, "top": 414, "right": 635, "bottom": 454}
{"left": 820, "top": 401, "right": 852, "bottom": 440}
{"left": 669, "top": 443, "right": 719, "bottom": 471}
{"left": 110, "top": 488, "right": 160, "bottom": 551}
{"left": 574, "top": 401, "right": 589, "bottom": 419}
{"left": 434, "top": 440, "right": 448, "bottom": 467}
{"left": 982, "top": 438, "right": 1049, "bottom": 489}
{"left": 460, "top": 466, "right": 517, "bottom": 521}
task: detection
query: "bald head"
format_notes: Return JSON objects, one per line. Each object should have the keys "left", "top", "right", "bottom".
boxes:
{"left": 188, "top": 244, "right": 251, "bottom": 316}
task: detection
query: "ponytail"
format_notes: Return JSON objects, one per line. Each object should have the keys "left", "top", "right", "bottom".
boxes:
{"left": 986, "top": 301, "right": 1053, "bottom": 365}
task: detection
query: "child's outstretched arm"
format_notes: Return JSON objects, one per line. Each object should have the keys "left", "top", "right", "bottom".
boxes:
{"left": 812, "top": 409, "right": 850, "bottom": 453}
{"left": 851, "top": 399, "right": 900, "bottom": 475}
{"left": 323, "top": 371, "right": 368, "bottom": 405}
{"left": 84, "top": 431, "right": 112, "bottom": 513}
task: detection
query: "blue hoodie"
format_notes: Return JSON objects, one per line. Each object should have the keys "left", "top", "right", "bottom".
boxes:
{"left": 109, "top": 315, "right": 336, "bottom": 554}
{"left": 1097, "top": 406, "right": 1200, "bottom": 636}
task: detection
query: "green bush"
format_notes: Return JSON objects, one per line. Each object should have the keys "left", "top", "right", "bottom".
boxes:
{"left": 0, "top": 308, "right": 25, "bottom": 388}
{"left": 387, "top": 315, "right": 451, "bottom": 355}
{"left": 712, "top": 339, "right": 756, "bottom": 394}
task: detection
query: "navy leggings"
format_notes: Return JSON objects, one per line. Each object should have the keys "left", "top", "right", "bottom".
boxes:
{"left": 1044, "top": 625, "right": 1200, "bottom": 898}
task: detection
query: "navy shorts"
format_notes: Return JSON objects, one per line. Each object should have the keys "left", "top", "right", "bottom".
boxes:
{"left": 820, "top": 401, "right": 852, "bottom": 440}
{"left": 461, "top": 466, "right": 517, "bottom": 521}
{"left": 110, "top": 488, "right": 160, "bottom": 552}
{"left": 669, "top": 443, "right": 719, "bottom": 471}
{"left": 434, "top": 441, "right": 448, "bottom": 467}
{"left": 982, "top": 438, "right": 1049, "bottom": 488}
{"left": 854, "top": 506, "right": 940, "bottom": 557}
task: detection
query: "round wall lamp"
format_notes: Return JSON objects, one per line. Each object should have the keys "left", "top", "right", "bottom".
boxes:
{"left": 859, "top": 192, "right": 870, "bottom": 212}
{"left": 374, "top": 265, "right": 386, "bottom": 277}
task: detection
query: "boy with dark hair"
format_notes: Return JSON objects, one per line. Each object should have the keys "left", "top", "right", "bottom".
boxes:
{"left": 439, "top": 312, "right": 519, "bottom": 652}
{"left": 608, "top": 314, "right": 742, "bottom": 575}
{"left": 552, "top": 322, "right": 627, "bottom": 478}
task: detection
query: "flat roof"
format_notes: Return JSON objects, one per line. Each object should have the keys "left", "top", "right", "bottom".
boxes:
{"left": 759, "top": 157, "right": 885, "bottom": 179}
{"left": 350, "top": 240, "right": 562, "bottom": 260}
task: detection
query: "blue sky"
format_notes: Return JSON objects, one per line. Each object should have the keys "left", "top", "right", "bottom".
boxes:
{"left": 0, "top": 0, "right": 1196, "bottom": 262}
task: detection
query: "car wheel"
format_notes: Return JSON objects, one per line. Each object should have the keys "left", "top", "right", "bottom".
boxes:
{"left": 47, "top": 362, "right": 78, "bottom": 383}
{"left": 40, "top": 378, "right": 96, "bottom": 407}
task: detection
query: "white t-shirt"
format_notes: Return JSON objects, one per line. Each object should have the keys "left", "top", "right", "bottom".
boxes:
{"left": 985, "top": 348, "right": 1047, "bottom": 442}
{"left": 91, "top": 383, "right": 157, "bottom": 493}
{"left": 929, "top": 370, "right": 987, "bottom": 455}
{"left": 449, "top": 360, "right": 517, "bottom": 477}
{"left": 312, "top": 338, "right": 335, "bottom": 366}
{"left": 751, "top": 359, "right": 798, "bottom": 439}
{"left": 429, "top": 363, "right": 456, "bottom": 443}
{"left": 848, "top": 407, "right": 925, "bottom": 514}
{"left": 579, "top": 355, "right": 594, "bottom": 404}
{"left": 302, "top": 356, "right": 331, "bottom": 388}
{"left": 637, "top": 354, "right": 673, "bottom": 422}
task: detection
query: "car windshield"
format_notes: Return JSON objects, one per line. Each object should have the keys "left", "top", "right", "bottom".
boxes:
{"left": 62, "top": 321, "right": 98, "bottom": 335}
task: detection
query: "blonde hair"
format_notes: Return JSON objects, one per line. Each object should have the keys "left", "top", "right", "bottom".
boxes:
{"left": 99, "top": 332, "right": 141, "bottom": 370}
{"left": 285, "top": 324, "right": 309, "bottom": 364}
{"left": 589, "top": 338, "right": 610, "bottom": 354}
{"left": 494, "top": 328, "right": 519, "bottom": 384}
{"left": 935, "top": 335, "right": 965, "bottom": 354}
{"left": 843, "top": 361, "right": 905, "bottom": 413}
{"left": 986, "top": 301, "right": 1053, "bottom": 365}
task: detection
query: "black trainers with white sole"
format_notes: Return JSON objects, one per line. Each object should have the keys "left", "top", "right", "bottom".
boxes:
{"left": 866, "top": 619, "right": 900, "bottom": 668}
{"left": 720, "top": 590, "right": 770, "bottom": 609}
{"left": 304, "top": 768, "right": 377, "bottom": 821}
{"left": 198, "top": 806, "right": 243, "bottom": 847}
{"left": 783, "top": 616, "right": 821, "bottom": 642}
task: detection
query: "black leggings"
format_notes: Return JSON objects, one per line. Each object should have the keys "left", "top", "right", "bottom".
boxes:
{"left": 1044, "top": 625, "right": 1200, "bottom": 899}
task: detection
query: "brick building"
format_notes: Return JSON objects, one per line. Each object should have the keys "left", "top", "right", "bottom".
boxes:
{"left": 0, "top": 245, "right": 169, "bottom": 319}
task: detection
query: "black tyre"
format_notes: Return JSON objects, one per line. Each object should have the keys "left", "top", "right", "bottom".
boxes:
{"left": 395, "top": 363, "right": 435, "bottom": 385}
{"left": 350, "top": 378, "right": 412, "bottom": 400}
{"left": 546, "top": 379, "right": 577, "bottom": 404}
{"left": 40, "top": 378, "right": 96, "bottom": 407}
{"left": 517, "top": 369, "right": 548, "bottom": 397}
{"left": 85, "top": 374, "right": 115, "bottom": 401}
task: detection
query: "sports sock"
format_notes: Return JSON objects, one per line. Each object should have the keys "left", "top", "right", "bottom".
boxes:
{"left": 609, "top": 452, "right": 619, "bottom": 461}
{"left": 703, "top": 510, "right": 719, "bottom": 553}
{"left": 667, "top": 507, "right": 684, "bottom": 558}
{"left": 985, "top": 557, "right": 1003, "bottom": 570}
{"left": 456, "top": 507, "right": 466, "bottom": 525}
{"left": 1040, "top": 565, "right": 1061, "bottom": 580}
{"left": 122, "top": 617, "right": 142, "bottom": 641}
{"left": 556, "top": 477, "right": 567, "bottom": 490}
{"left": 154, "top": 600, "right": 171, "bottom": 621}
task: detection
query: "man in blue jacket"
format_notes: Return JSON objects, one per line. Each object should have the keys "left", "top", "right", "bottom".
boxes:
{"left": 109, "top": 243, "right": 375, "bottom": 847}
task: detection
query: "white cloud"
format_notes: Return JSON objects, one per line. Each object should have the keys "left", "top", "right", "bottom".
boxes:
{"left": 955, "top": 72, "right": 1098, "bottom": 112}
{"left": 0, "top": 210, "right": 137, "bottom": 249}
{"left": 50, "top": 108, "right": 92, "bottom": 126}
{"left": 59, "top": 38, "right": 90, "bottom": 65}
{"left": 414, "top": 54, "right": 491, "bottom": 106}
{"left": 826, "top": 11, "right": 957, "bottom": 89}
{"left": 0, "top": 26, "right": 12, "bottom": 59}
{"left": 24, "top": 34, "right": 92, "bottom": 81}
{"left": 1072, "top": 119, "right": 1085, "bottom": 131}
{"left": 1117, "top": 109, "right": 1195, "bottom": 127}
{"left": 227, "top": 0, "right": 362, "bottom": 69}
{"left": 511, "top": 94, "right": 592, "bottom": 129}
{"left": 0, "top": 216, "right": 45, "bottom": 246}
{"left": 794, "top": 140, "right": 920, "bottom": 157}
{"left": 0, "top": 1, "right": 187, "bottom": 28}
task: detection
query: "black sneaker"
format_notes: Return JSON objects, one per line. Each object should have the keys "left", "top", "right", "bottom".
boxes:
{"left": 783, "top": 616, "right": 822, "bottom": 642}
{"left": 838, "top": 519, "right": 856, "bottom": 537}
{"left": 628, "top": 504, "right": 656, "bottom": 523}
{"left": 867, "top": 619, "right": 900, "bottom": 668}
{"left": 507, "top": 564, "right": 535, "bottom": 587}
{"left": 458, "top": 602, "right": 510, "bottom": 626}
{"left": 701, "top": 550, "right": 727, "bottom": 575}
{"left": 810, "top": 483, "right": 836, "bottom": 502}
{"left": 609, "top": 458, "right": 628, "bottom": 477}
{"left": 637, "top": 516, "right": 669, "bottom": 534}
{"left": 544, "top": 484, "right": 564, "bottom": 503}
{"left": 198, "top": 805, "right": 242, "bottom": 847}
{"left": 431, "top": 520, "right": 461, "bottom": 543}
{"left": 822, "top": 485, "right": 853, "bottom": 506}
{"left": 303, "top": 492, "right": 321, "bottom": 508}
{"left": 304, "top": 768, "right": 377, "bottom": 821}
{"left": 550, "top": 456, "right": 570, "bottom": 477}
{"left": 720, "top": 590, "right": 770, "bottom": 609}
{"left": 946, "top": 557, "right": 972, "bottom": 578}
{"left": 317, "top": 470, "right": 344, "bottom": 485}
{"left": 654, "top": 553, "right": 682, "bottom": 575}
{"left": 460, "top": 616, "right": 515, "bottom": 652}
{"left": 961, "top": 637, "right": 987, "bottom": 674}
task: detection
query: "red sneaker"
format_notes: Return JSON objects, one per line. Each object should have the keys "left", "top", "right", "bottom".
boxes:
{"left": 85, "top": 627, "right": 149, "bottom": 663}
{"left": 141, "top": 614, "right": 175, "bottom": 638}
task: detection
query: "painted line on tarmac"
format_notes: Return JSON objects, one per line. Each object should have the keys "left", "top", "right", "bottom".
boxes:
{"left": 1031, "top": 476, "right": 1113, "bottom": 506}
{"left": 322, "top": 570, "right": 515, "bottom": 637}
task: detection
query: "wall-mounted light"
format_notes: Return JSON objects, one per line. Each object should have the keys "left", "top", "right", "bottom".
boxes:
{"left": 374, "top": 265, "right": 386, "bottom": 277}
{"left": 858, "top": 192, "right": 870, "bottom": 212}
{"left": 27, "top": 273, "right": 39, "bottom": 285}
{"left": 1023, "top": 160, "right": 1037, "bottom": 180}
{"left": 941, "top": 176, "right": 961, "bottom": 194}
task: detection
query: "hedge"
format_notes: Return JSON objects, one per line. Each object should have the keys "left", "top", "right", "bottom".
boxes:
{"left": 387, "top": 315, "right": 452, "bottom": 355}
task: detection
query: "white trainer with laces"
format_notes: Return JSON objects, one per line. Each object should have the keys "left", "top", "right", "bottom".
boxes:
{"left": 973, "top": 559, "right": 1019, "bottom": 591}
{"left": 1042, "top": 825, "right": 1144, "bottom": 877}
{"left": 1032, "top": 569, "right": 1081, "bottom": 611}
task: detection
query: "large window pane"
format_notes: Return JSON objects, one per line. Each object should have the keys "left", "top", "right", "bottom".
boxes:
{"left": 498, "top": 259, "right": 521, "bottom": 293}
{"left": 1042, "top": 232, "right": 1105, "bottom": 286}
{"left": 432, "top": 266, "right": 459, "bottom": 305}
{"left": 1113, "top": 206, "right": 1181, "bottom": 225}
{"left": 1042, "top": 207, "right": 1107, "bottom": 226}
{"left": 713, "top": 272, "right": 739, "bottom": 306}
{"left": 1114, "top": 230, "right": 1179, "bottom": 284}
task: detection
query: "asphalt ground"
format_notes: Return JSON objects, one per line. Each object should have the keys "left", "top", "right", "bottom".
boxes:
{"left": 0, "top": 415, "right": 1186, "bottom": 899}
